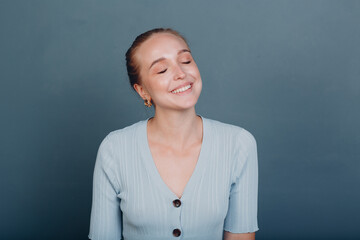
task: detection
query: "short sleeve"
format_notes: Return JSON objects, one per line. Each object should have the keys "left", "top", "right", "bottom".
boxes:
{"left": 224, "top": 129, "right": 259, "bottom": 233}
{"left": 88, "top": 136, "right": 122, "bottom": 240}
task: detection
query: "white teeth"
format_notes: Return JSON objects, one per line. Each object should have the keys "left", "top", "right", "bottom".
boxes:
{"left": 171, "top": 84, "right": 191, "bottom": 94}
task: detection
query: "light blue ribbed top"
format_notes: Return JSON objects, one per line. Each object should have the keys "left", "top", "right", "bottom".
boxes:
{"left": 89, "top": 115, "right": 259, "bottom": 240}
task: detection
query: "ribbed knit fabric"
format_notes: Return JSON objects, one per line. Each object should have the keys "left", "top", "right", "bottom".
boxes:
{"left": 88, "top": 115, "right": 259, "bottom": 240}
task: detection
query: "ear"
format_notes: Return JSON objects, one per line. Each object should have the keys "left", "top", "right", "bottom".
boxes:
{"left": 133, "top": 83, "right": 150, "bottom": 100}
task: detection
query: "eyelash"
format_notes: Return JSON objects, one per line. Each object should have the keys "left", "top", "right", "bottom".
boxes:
{"left": 157, "top": 60, "right": 192, "bottom": 74}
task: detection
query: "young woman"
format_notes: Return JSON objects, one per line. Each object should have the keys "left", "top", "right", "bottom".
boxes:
{"left": 89, "top": 28, "right": 259, "bottom": 240}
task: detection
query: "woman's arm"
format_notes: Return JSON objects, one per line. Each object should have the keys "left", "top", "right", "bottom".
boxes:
{"left": 89, "top": 136, "right": 122, "bottom": 240}
{"left": 223, "top": 130, "right": 259, "bottom": 237}
{"left": 224, "top": 231, "right": 255, "bottom": 240}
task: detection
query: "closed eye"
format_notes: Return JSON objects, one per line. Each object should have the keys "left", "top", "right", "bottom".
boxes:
{"left": 157, "top": 69, "right": 167, "bottom": 74}
{"left": 182, "top": 61, "right": 191, "bottom": 64}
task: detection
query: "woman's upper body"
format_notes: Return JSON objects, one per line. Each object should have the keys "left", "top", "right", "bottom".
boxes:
{"left": 88, "top": 115, "right": 259, "bottom": 240}
{"left": 89, "top": 28, "right": 259, "bottom": 239}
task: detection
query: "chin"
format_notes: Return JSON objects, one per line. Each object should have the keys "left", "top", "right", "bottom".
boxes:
{"left": 180, "top": 97, "right": 200, "bottom": 109}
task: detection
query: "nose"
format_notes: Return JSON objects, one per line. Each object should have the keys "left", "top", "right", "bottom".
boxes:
{"left": 173, "top": 63, "right": 186, "bottom": 80}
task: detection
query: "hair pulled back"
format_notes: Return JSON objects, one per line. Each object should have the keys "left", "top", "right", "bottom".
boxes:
{"left": 125, "top": 28, "right": 188, "bottom": 91}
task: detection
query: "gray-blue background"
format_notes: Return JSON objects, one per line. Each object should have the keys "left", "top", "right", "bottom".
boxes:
{"left": 1, "top": 0, "right": 359, "bottom": 239}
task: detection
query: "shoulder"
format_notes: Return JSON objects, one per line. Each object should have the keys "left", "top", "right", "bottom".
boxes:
{"left": 97, "top": 119, "right": 146, "bottom": 153}
{"left": 204, "top": 117, "right": 256, "bottom": 146}
{"left": 103, "top": 119, "right": 145, "bottom": 142}
{"left": 204, "top": 117, "right": 257, "bottom": 164}
{"left": 204, "top": 117, "right": 257, "bottom": 179}
{"left": 94, "top": 119, "right": 147, "bottom": 174}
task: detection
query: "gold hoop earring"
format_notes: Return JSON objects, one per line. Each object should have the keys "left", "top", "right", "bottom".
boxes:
{"left": 144, "top": 99, "right": 152, "bottom": 107}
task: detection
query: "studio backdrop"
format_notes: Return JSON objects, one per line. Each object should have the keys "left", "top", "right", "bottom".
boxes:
{"left": 1, "top": 0, "right": 359, "bottom": 239}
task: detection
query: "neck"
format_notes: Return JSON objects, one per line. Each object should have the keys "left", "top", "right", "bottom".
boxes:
{"left": 147, "top": 107, "right": 203, "bottom": 149}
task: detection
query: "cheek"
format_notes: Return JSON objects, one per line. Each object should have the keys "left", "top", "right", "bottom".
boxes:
{"left": 139, "top": 70, "right": 165, "bottom": 91}
{"left": 190, "top": 63, "right": 201, "bottom": 78}
{"left": 194, "top": 68, "right": 202, "bottom": 93}
{"left": 147, "top": 77, "right": 170, "bottom": 96}
{"left": 192, "top": 68, "right": 202, "bottom": 85}
{"left": 196, "top": 78, "right": 202, "bottom": 93}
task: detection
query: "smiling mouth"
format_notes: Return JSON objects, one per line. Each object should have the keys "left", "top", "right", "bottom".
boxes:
{"left": 171, "top": 84, "right": 192, "bottom": 94}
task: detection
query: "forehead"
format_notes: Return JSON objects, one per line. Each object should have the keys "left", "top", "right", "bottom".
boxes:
{"left": 135, "top": 33, "right": 189, "bottom": 65}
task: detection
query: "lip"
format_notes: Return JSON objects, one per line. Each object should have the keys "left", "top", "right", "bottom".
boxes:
{"left": 170, "top": 82, "right": 193, "bottom": 92}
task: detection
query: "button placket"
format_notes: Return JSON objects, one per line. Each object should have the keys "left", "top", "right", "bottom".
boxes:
{"left": 173, "top": 199, "right": 181, "bottom": 208}
{"left": 171, "top": 198, "right": 182, "bottom": 237}
{"left": 172, "top": 228, "right": 181, "bottom": 237}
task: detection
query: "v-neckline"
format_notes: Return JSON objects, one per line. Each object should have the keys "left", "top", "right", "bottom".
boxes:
{"left": 141, "top": 115, "right": 208, "bottom": 201}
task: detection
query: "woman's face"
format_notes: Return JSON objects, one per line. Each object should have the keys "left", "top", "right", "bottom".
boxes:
{"left": 134, "top": 33, "right": 202, "bottom": 111}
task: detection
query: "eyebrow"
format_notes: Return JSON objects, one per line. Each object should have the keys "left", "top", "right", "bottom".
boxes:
{"left": 149, "top": 49, "right": 191, "bottom": 70}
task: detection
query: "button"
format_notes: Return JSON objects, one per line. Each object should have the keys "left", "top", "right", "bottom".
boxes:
{"left": 173, "top": 228, "right": 181, "bottom": 237}
{"left": 173, "top": 199, "right": 181, "bottom": 208}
